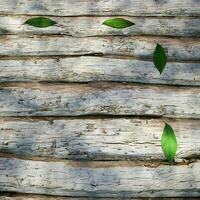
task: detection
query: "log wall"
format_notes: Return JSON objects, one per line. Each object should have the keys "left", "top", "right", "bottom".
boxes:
{"left": 0, "top": 0, "right": 199, "bottom": 199}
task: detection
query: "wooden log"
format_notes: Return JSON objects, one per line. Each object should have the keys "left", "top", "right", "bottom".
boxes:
{"left": 0, "top": 35, "right": 199, "bottom": 61}
{"left": 0, "top": 157, "right": 199, "bottom": 197}
{"left": 0, "top": 118, "right": 199, "bottom": 160}
{"left": 0, "top": 57, "right": 199, "bottom": 85}
{"left": 0, "top": 193, "right": 199, "bottom": 200}
{"left": 0, "top": 0, "right": 199, "bottom": 17}
{"left": 0, "top": 16, "right": 200, "bottom": 37}
{"left": 0, "top": 83, "right": 200, "bottom": 118}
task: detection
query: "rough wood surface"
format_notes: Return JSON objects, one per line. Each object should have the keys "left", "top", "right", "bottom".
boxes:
{"left": 0, "top": 0, "right": 199, "bottom": 199}
{"left": 0, "top": 16, "right": 200, "bottom": 37}
{"left": 0, "top": 0, "right": 199, "bottom": 17}
{"left": 0, "top": 118, "right": 199, "bottom": 160}
{"left": 0, "top": 57, "right": 199, "bottom": 85}
{"left": 0, "top": 36, "right": 199, "bottom": 61}
{"left": 0, "top": 194, "right": 199, "bottom": 200}
{"left": 0, "top": 157, "right": 199, "bottom": 197}
{"left": 0, "top": 83, "right": 200, "bottom": 118}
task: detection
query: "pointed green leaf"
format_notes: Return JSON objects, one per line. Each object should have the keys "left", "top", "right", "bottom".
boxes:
{"left": 24, "top": 17, "right": 57, "bottom": 28}
{"left": 103, "top": 18, "right": 135, "bottom": 29}
{"left": 161, "top": 123, "right": 177, "bottom": 164}
{"left": 153, "top": 43, "right": 167, "bottom": 74}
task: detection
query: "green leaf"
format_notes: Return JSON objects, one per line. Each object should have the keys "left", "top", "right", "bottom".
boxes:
{"left": 102, "top": 18, "right": 135, "bottom": 29}
{"left": 24, "top": 17, "right": 57, "bottom": 28}
{"left": 161, "top": 123, "right": 177, "bottom": 164}
{"left": 153, "top": 43, "right": 167, "bottom": 74}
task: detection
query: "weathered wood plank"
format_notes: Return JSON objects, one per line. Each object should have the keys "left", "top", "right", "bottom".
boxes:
{"left": 0, "top": 57, "right": 199, "bottom": 85}
{"left": 0, "top": 83, "right": 199, "bottom": 118}
{"left": 0, "top": 194, "right": 199, "bottom": 200}
{"left": 0, "top": 0, "right": 199, "bottom": 17}
{"left": 0, "top": 16, "right": 200, "bottom": 37}
{"left": 0, "top": 36, "right": 199, "bottom": 61}
{"left": 0, "top": 157, "right": 199, "bottom": 197}
{"left": 0, "top": 118, "right": 199, "bottom": 160}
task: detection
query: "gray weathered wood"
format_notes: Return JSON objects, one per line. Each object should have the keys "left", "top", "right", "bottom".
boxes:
{"left": 0, "top": 57, "right": 199, "bottom": 85}
{"left": 0, "top": 157, "right": 200, "bottom": 197}
{"left": 0, "top": 194, "right": 198, "bottom": 200}
{"left": 0, "top": 83, "right": 199, "bottom": 118}
{"left": 0, "top": 16, "right": 200, "bottom": 37}
{"left": 0, "top": 36, "right": 199, "bottom": 61}
{"left": 0, "top": 118, "right": 199, "bottom": 160}
{"left": 0, "top": 0, "right": 199, "bottom": 16}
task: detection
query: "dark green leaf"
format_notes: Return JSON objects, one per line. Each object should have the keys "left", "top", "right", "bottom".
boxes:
{"left": 102, "top": 18, "right": 135, "bottom": 29}
{"left": 153, "top": 43, "right": 167, "bottom": 74}
{"left": 161, "top": 123, "right": 177, "bottom": 164}
{"left": 24, "top": 17, "right": 57, "bottom": 28}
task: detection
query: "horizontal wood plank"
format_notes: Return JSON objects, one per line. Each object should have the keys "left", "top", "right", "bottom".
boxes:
{"left": 0, "top": 118, "right": 199, "bottom": 160}
{"left": 0, "top": 157, "right": 199, "bottom": 197}
{"left": 0, "top": 0, "right": 199, "bottom": 17}
{"left": 0, "top": 36, "right": 199, "bottom": 61}
{"left": 0, "top": 16, "right": 200, "bottom": 37}
{"left": 0, "top": 194, "right": 199, "bottom": 200}
{"left": 0, "top": 83, "right": 199, "bottom": 118}
{"left": 0, "top": 57, "right": 199, "bottom": 85}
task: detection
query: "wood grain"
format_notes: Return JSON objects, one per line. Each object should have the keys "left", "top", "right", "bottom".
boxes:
{"left": 0, "top": 57, "right": 199, "bottom": 85}
{"left": 0, "top": 0, "right": 199, "bottom": 16}
{"left": 0, "top": 36, "right": 199, "bottom": 61}
{"left": 0, "top": 16, "right": 200, "bottom": 37}
{"left": 0, "top": 83, "right": 200, "bottom": 118}
{"left": 0, "top": 118, "right": 199, "bottom": 160}
{"left": 0, "top": 157, "right": 199, "bottom": 197}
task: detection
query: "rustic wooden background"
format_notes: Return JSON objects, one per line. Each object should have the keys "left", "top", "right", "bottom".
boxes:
{"left": 0, "top": 0, "right": 200, "bottom": 199}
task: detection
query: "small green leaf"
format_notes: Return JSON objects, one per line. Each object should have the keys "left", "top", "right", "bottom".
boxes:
{"left": 24, "top": 17, "right": 57, "bottom": 28}
{"left": 102, "top": 18, "right": 135, "bottom": 29}
{"left": 153, "top": 43, "right": 167, "bottom": 74}
{"left": 161, "top": 123, "right": 177, "bottom": 164}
